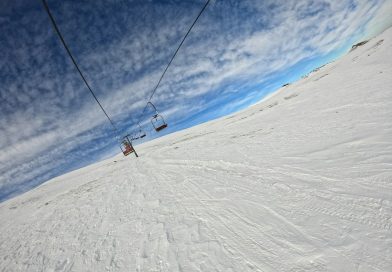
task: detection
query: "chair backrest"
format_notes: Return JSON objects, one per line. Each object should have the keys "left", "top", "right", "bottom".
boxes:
{"left": 121, "top": 138, "right": 134, "bottom": 156}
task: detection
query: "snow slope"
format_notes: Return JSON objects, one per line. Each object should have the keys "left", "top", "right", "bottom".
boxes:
{"left": 1, "top": 28, "right": 392, "bottom": 272}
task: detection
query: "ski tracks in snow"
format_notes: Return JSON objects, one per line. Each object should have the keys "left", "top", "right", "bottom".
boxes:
{"left": 1, "top": 28, "right": 392, "bottom": 271}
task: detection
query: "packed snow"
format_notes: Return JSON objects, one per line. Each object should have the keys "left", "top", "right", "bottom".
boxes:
{"left": 1, "top": 28, "right": 392, "bottom": 271}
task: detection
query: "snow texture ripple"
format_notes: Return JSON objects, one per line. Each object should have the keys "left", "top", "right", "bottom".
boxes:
{"left": 1, "top": 28, "right": 392, "bottom": 271}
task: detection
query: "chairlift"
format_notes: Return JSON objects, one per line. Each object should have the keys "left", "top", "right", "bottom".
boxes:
{"left": 137, "top": 122, "right": 146, "bottom": 138}
{"left": 129, "top": 123, "right": 146, "bottom": 141}
{"left": 120, "top": 135, "right": 138, "bottom": 157}
{"left": 129, "top": 133, "right": 138, "bottom": 141}
{"left": 147, "top": 102, "right": 168, "bottom": 132}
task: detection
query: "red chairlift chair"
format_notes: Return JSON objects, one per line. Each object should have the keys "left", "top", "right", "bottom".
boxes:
{"left": 120, "top": 135, "right": 138, "bottom": 157}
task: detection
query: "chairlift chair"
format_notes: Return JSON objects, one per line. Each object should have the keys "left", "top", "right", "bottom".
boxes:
{"left": 151, "top": 114, "right": 167, "bottom": 132}
{"left": 147, "top": 102, "right": 168, "bottom": 132}
{"left": 130, "top": 133, "right": 138, "bottom": 141}
{"left": 137, "top": 122, "right": 146, "bottom": 138}
{"left": 120, "top": 136, "right": 137, "bottom": 157}
{"left": 131, "top": 123, "right": 146, "bottom": 141}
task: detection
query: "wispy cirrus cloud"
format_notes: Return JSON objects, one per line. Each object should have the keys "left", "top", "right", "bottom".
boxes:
{"left": 0, "top": 0, "right": 389, "bottom": 201}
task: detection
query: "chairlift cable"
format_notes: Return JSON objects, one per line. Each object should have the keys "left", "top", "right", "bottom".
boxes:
{"left": 40, "top": 0, "right": 119, "bottom": 135}
{"left": 137, "top": 0, "right": 211, "bottom": 122}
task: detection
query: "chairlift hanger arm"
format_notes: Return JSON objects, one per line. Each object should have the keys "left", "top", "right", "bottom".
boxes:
{"left": 136, "top": 0, "right": 211, "bottom": 125}
{"left": 147, "top": 101, "right": 158, "bottom": 114}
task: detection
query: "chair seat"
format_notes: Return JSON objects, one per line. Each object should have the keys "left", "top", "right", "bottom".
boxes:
{"left": 155, "top": 124, "right": 168, "bottom": 132}
{"left": 123, "top": 150, "right": 134, "bottom": 156}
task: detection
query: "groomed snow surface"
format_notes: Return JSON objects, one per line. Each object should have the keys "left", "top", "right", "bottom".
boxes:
{"left": 1, "top": 28, "right": 392, "bottom": 272}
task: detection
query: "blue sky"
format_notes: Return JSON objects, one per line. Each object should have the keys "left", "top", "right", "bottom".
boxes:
{"left": 1, "top": 0, "right": 391, "bottom": 202}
